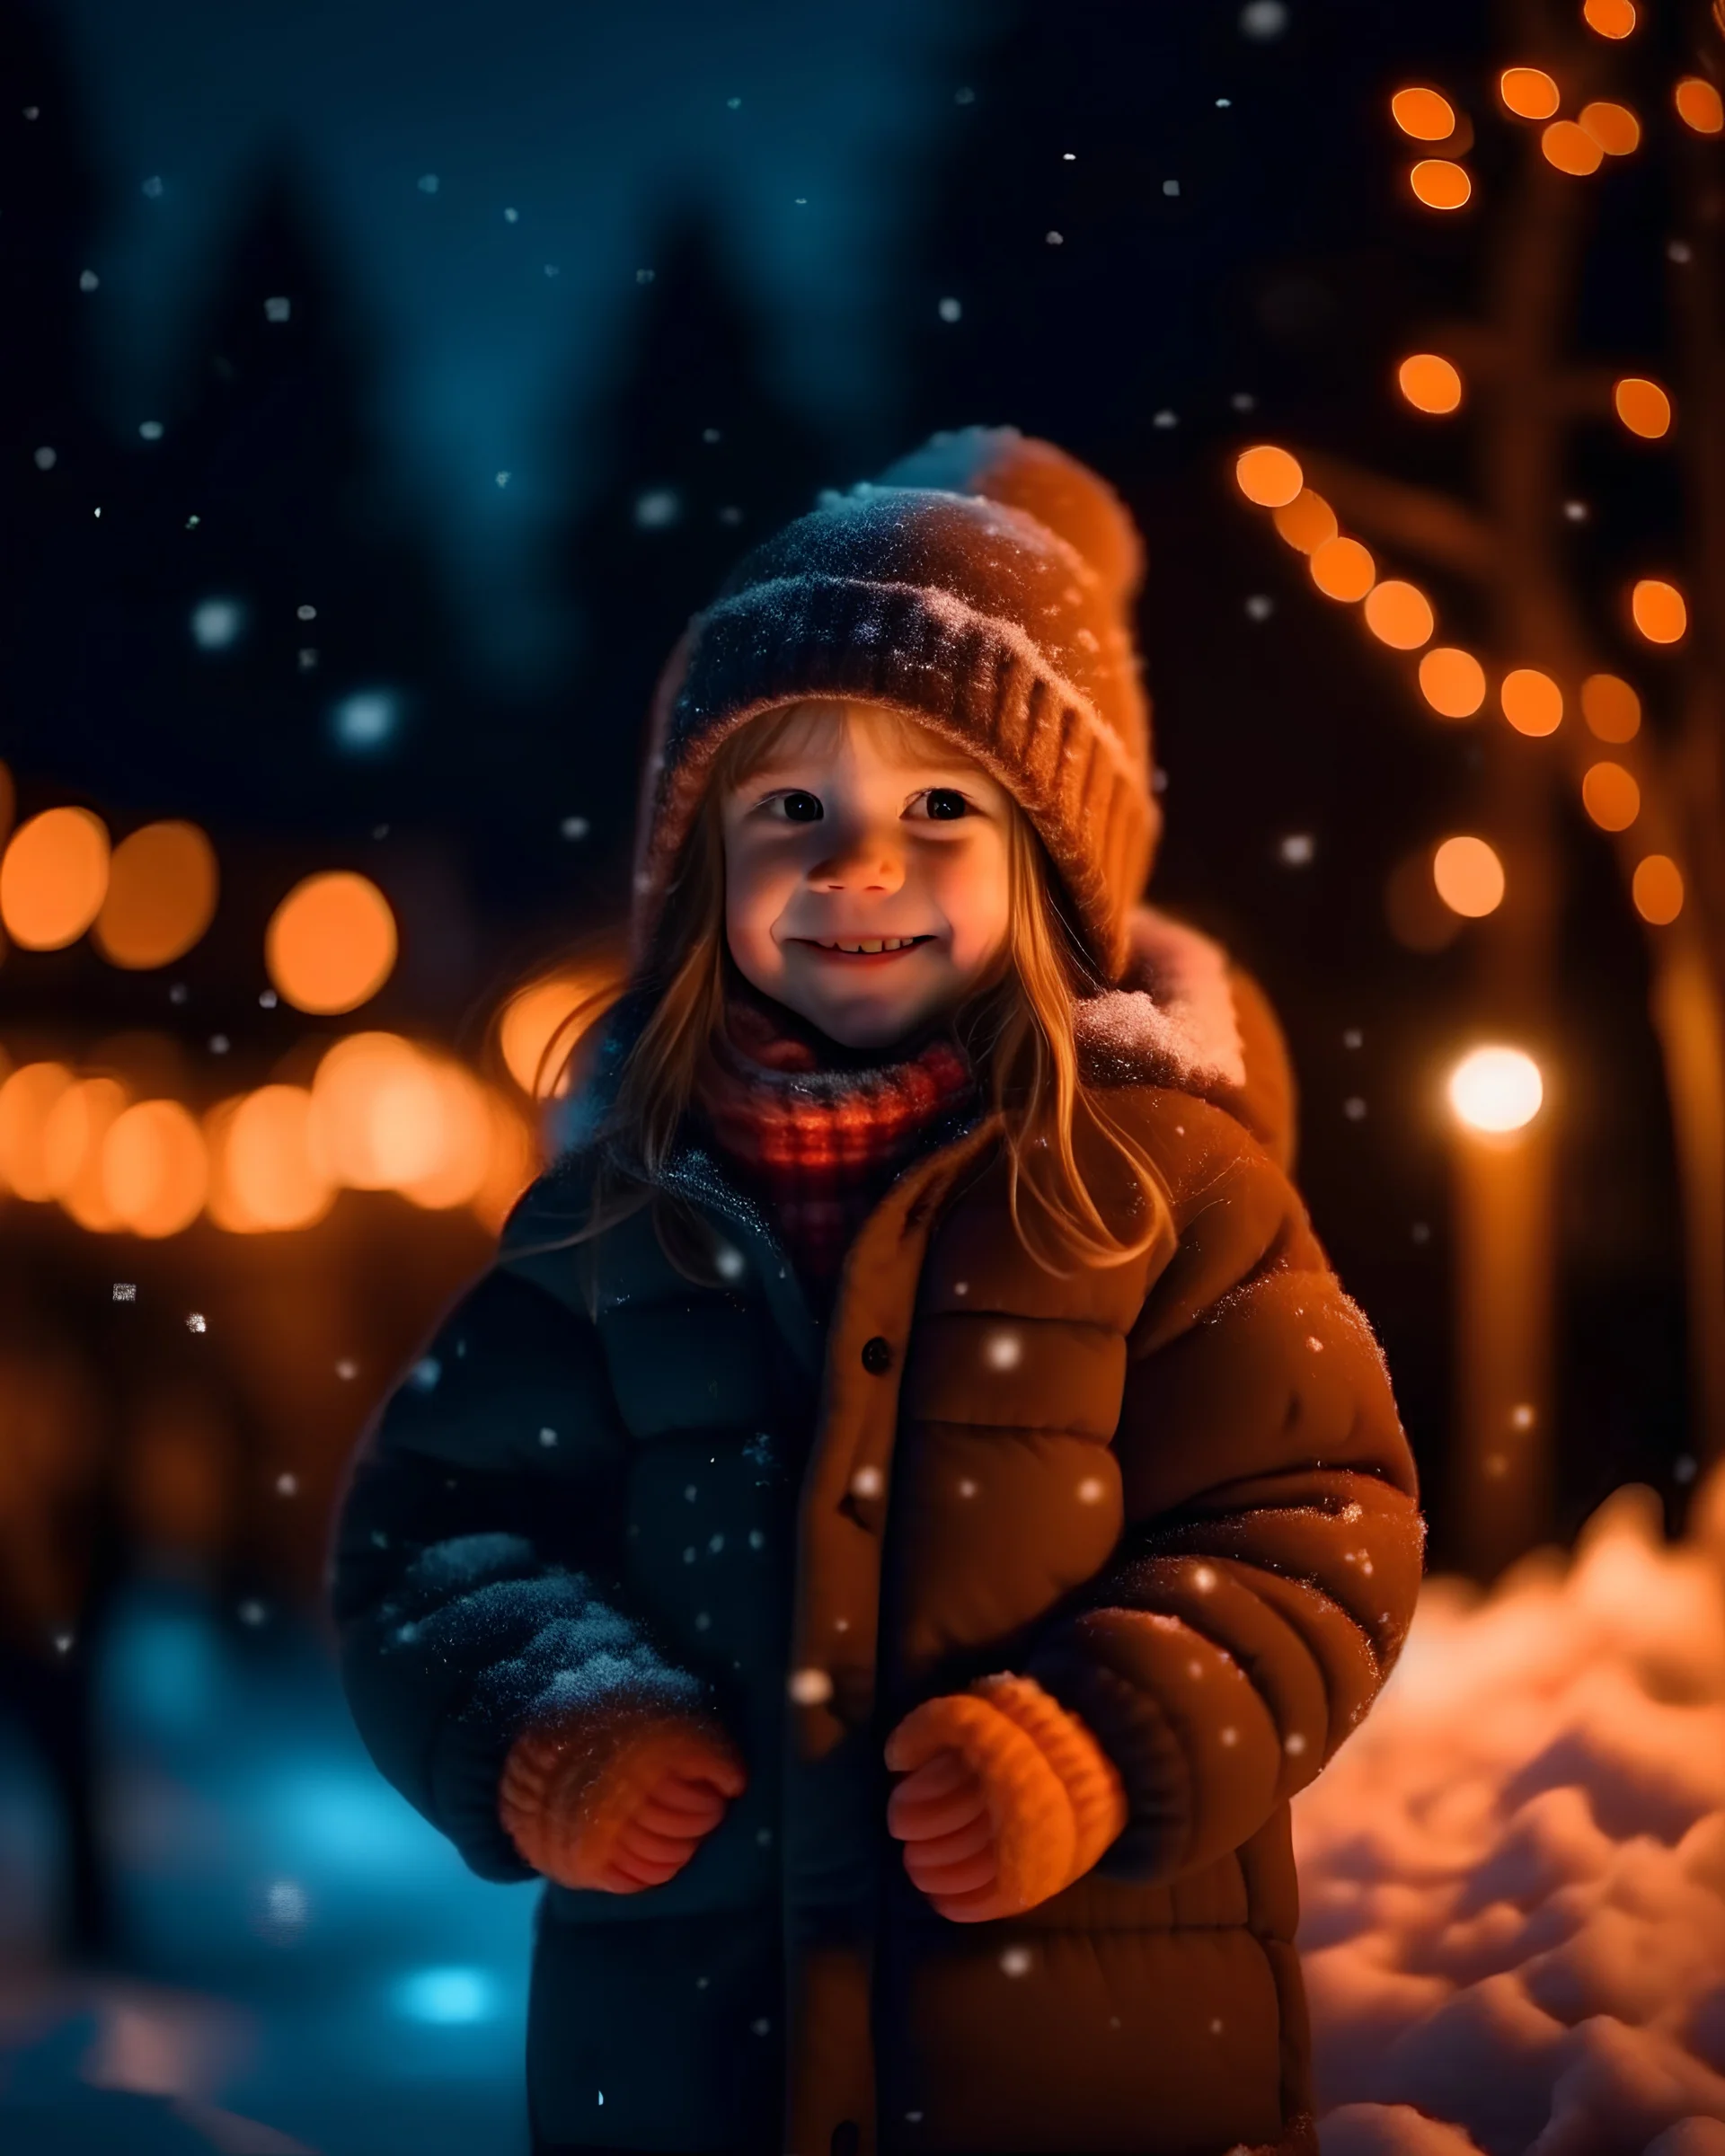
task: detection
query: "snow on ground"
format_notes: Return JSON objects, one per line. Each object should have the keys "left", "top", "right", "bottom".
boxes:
{"left": 1, "top": 1468, "right": 1721, "bottom": 2153}
{"left": 1298, "top": 1467, "right": 1725, "bottom": 2156}
{"left": 0, "top": 1581, "right": 535, "bottom": 2154}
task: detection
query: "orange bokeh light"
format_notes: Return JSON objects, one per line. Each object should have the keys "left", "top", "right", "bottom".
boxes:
{"left": 0, "top": 1062, "right": 76, "bottom": 1199}
{"left": 1397, "top": 353, "right": 1464, "bottom": 414}
{"left": 102, "top": 1099, "right": 208, "bottom": 1238}
{"left": 1234, "top": 446, "right": 1305, "bottom": 508}
{"left": 309, "top": 1032, "right": 487, "bottom": 1197}
{"left": 1632, "top": 855, "right": 1684, "bottom": 924}
{"left": 1392, "top": 87, "right": 1457, "bottom": 140}
{"left": 1631, "top": 579, "right": 1687, "bottom": 644}
{"left": 1579, "top": 100, "right": 1641, "bottom": 155}
{"left": 1410, "top": 159, "right": 1473, "bottom": 209}
{"left": 1581, "top": 673, "right": 1641, "bottom": 741}
{"left": 217, "top": 1086, "right": 338, "bottom": 1232}
{"left": 1582, "top": 0, "right": 1636, "bottom": 35}
{"left": 93, "top": 821, "right": 219, "bottom": 970}
{"left": 470, "top": 1091, "right": 539, "bottom": 1236}
{"left": 500, "top": 975, "right": 606, "bottom": 1096}
{"left": 1499, "top": 67, "right": 1561, "bottom": 119}
{"left": 1676, "top": 78, "right": 1725, "bottom": 135}
{"left": 1433, "top": 836, "right": 1506, "bottom": 918}
{"left": 1363, "top": 580, "right": 1436, "bottom": 649}
{"left": 400, "top": 1063, "right": 493, "bottom": 1210}
{"left": 1542, "top": 120, "right": 1605, "bottom": 174}
{"left": 0, "top": 807, "right": 111, "bottom": 951}
{"left": 1310, "top": 536, "right": 1376, "bottom": 602}
{"left": 265, "top": 870, "right": 398, "bottom": 1015}
{"left": 1614, "top": 377, "right": 1671, "bottom": 439}
{"left": 1419, "top": 648, "right": 1488, "bottom": 720}
{"left": 49, "top": 1076, "right": 132, "bottom": 1231}
{"left": 1500, "top": 668, "right": 1563, "bottom": 735}
{"left": 1271, "top": 489, "right": 1339, "bottom": 554}
{"left": 1581, "top": 761, "right": 1641, "bottom": 831}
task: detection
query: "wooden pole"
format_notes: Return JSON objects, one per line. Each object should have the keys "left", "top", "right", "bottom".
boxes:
{"left": 1448, "top": 1081, "right": 1556, "bottom": 1581}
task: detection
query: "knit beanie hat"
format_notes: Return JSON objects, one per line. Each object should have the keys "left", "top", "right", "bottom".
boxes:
{"left": 629, "top": 425, "right": 1160, "bottom": 984}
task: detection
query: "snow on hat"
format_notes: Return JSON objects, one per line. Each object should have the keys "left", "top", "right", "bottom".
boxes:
{"left": 629, "top": 425, "right": 1159, "bottom": 982}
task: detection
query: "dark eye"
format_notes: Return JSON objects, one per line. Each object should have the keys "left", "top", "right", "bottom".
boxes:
{"left": 924, "top": 788, "right": 969, "bottom": 821}
{"left": 779, "top": 791, "right": 823, "bottom": 823}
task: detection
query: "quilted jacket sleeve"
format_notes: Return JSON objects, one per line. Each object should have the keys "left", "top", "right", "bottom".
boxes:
{"left": 329, "top": 1171, "right": 720, "bottom": 1883}
{"left": 1019, "top": 1095, "right": 1427, "bottom": 1886}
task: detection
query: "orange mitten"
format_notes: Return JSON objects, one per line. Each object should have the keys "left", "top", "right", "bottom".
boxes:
{"left": 499, "top": 1703, "right": 747, "bottom": 1894}
{"left": 884, "top": 1673, "right": 1128, "bottom": 1921}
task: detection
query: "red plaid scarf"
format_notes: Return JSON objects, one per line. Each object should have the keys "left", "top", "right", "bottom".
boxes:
{"left": 692, "top": 983, "right": 978, "bottom": 1301}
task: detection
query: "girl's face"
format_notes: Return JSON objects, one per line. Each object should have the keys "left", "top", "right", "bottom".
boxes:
{"left": 718, "top": 700, "right": 1013, "bottom": 1050}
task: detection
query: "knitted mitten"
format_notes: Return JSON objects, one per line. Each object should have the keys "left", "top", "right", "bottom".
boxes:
{"left": 499, "top": 1703, "right": 747, "bottom": 1893}
{"left": 884, "top": 1672, "right": 1128, "bottom": 1920}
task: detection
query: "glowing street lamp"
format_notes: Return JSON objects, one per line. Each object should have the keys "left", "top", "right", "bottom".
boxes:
{"left": 1446, "top": 1045, "right": 1552, "bottom": 1580}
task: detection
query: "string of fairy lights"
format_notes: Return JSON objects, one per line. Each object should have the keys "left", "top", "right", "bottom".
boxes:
{"left": 0, "top": 782, "right": 560, "bottom": 1239}
{"left": 1234, "top": 0, "right": 1719, "bottom": 962}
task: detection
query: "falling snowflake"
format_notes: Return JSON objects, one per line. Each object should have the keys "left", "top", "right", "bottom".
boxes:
{"left": 938, "top": 296, "right": 962, "bottom": 323}
{"left": 1240, "top": 0, "right": 1289, "bottom": 37}
{"left": 112, "top": 1283, "right": 137, "bottom": 1303}
{"left": 186, "top": 1312, "right": 207, "bottom": 1334}
{"left": 264, "top": 296, "right": 291, "bottom": 323}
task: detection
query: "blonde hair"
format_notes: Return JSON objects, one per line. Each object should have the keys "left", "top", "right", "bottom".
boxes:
{"left": 529, "top": 701, "right": 1174, "bottom": 1280}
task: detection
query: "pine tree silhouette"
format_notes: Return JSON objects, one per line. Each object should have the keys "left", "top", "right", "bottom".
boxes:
{"left": 0, "top": 0, "right": 106, "bottom": 778}
{"left": 69, "top": 159, "right": 464, "bottom": 834}
{"left": 547, "top": 201, "right": 835, "bottom": 887}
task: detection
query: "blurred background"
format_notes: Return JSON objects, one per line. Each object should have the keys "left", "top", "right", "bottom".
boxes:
{"left": 1, "top": 1, "right": 1722, "bottom": 2151}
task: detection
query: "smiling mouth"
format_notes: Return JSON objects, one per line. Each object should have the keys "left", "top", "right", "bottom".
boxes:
{"left": 797, "top": 935, "right": 934, "bottom": 956}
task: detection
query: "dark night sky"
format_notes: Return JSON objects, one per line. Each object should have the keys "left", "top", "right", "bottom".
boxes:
{"left": 53, "top": 0, "right": 990, "bottom": 680}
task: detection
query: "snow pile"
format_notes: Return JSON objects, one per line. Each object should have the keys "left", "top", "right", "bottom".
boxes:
{"left": 1294, "top": 1469, "right": 1725, "bottom": 2156}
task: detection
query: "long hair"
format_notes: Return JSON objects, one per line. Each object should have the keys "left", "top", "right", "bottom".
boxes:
{"left": 526, "top": 702, "right": 1174, "bottom": 1285}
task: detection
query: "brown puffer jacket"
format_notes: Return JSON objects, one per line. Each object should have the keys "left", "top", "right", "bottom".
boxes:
{"left": 332, "top": 904, "right": 1426, "bottom": 2156}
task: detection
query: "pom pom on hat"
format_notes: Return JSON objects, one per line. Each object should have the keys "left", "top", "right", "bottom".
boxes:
{"left": 871, "top": 426, "right": 1146, "bottom": 614}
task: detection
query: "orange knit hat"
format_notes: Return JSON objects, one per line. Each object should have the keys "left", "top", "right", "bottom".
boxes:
{"left": 628, "top": 426, "right": 1159, "bottom": 984}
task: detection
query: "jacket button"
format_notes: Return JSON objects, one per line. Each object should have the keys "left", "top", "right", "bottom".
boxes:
{"left": 861, "top": 1335, "right": 893, "bottom": 1374}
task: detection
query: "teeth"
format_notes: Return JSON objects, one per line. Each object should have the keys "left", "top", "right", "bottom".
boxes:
{"left": 819, "top": 936, "right": 922, "bottom": 953}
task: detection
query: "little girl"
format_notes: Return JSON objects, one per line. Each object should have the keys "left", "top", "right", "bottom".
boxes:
{"left": 332, "top": 427, "right": 1426, "bottom": 2156}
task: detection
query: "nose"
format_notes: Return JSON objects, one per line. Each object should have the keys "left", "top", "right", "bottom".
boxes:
{"left": 809, "top": 815, "right": 905, "bottom": 895}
